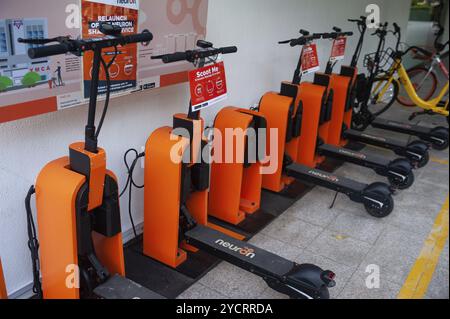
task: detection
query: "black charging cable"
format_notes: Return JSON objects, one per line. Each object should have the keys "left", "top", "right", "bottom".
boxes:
{"left": 95, "top": 46, "right": 118, "bottom": 140}
{"left": 120, "top": 149, "right": 145, "bottom": 239}
{"left": 25, "top": 185, "right": 43, "bottom": 299}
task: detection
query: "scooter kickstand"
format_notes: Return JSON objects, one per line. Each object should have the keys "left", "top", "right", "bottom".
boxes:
{"left": 329, "top": 192, "right": 339, "bottom": 209}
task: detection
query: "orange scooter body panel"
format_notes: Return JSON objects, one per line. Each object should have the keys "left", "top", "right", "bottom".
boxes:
{"left": 69, "top": 143, "right": 106, "bottom": 211}
{"left": 36, "top": 157, "right": 85, "bottom": 300}
{"left": 259, "top": 92, "right": 294, "bottom": 193}
{"left": 35, "top": 156, "right": 124, "bottom": 299}
{"left": 92, "top": 170, "right": 126, "bottom": 277}
{"left": 282, "top": 82, "right": 302, "bottom": 164}
{"left": 173, "top": 113, "right": 204, "bottom": 164}
{"left": 0, "top": 259, "right": 7, "bottom": 299}
{"left": 209, "top": 107, "right": 262, "bottom": 225}
{"left": 296, "top": 83, "right": 327, "bottom": 168}
{"left": 143, "top": 127, "right": 190, "bottom": 268}
{"left": 328, "top": 74, "right": 353, "bottom": 146}
{"left": 144, "top": 115, "right": 244, "bottom": 268}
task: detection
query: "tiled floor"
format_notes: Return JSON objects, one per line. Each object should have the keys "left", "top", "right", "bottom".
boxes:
{"left": 178, "top": 102, "right": 449, "bottom": 300}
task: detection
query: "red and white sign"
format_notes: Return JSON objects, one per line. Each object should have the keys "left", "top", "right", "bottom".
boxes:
{"left": 301, "top": 44, "right": 320, "bottom": 75}
{"left": 330, "top": 37, "right": 347, "bottom": 62}
{"left": 189, "top": 62, "right": 228, "bottom": 112}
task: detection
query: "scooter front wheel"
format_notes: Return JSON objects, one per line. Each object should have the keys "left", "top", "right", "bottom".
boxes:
{"left": 431, "top": 128, "right": 449, "bottom": 151}
{"left": 417, "top": 151, "right": 430, "bottom": 168}
{"left": 388, "top": 171, "right": 415, "bottom": 190}
{"left": 364, "top": 192, "right": 395, "bottom": 218}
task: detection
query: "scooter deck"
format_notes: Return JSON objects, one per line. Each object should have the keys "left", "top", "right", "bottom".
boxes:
{"left": 371, "top": 118, "right": 433, "bottom": 136}
{"left": 94, "top": 275, "right": 165, "bottom": 299}
{"left": 344, "top": 128, "right": 408, "bottom": 151}
{"left": 286, "top": 163, "right": 367, "bottom": 195}
{"left": 318, "top": 143, "right": 389, "bottom": 169}
{"left": 186, "top": 225, "right": 294, "bottom": 277}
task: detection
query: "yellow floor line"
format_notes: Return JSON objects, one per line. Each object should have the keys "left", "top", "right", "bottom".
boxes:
{"left": 430, "top": 157, "right": 449, "bottom": 166}
{"left": 398, "top": 195, "right": 449, "bottom": 299}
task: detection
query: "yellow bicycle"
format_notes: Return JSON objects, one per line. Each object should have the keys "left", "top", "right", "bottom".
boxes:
{"left": 367, "top": 25, "right": 449, "bottom": 121}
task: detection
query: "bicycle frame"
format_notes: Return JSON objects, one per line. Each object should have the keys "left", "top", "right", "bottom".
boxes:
{"left": 374, "top": 59, "right": 449, "bottom": 116}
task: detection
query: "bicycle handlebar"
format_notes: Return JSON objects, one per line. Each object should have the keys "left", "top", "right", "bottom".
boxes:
{"left": 405, "top": 46, "right": 433, "bottom": 58}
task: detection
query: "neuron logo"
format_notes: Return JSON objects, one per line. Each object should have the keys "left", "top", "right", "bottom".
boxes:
{"left": 215, "top": 239, "right": 256, "bottom": 259}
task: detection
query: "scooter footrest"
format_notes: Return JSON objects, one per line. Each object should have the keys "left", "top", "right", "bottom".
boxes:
{"left": 94, "top": 275, "right": 165, "bottom": 299}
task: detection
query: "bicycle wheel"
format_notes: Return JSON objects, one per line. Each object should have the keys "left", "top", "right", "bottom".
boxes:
{"left": 368, "top": 78, "right": 399, "bottom": 116}
{"left": 397, "top": 67, "right": 438, "bottom": 107}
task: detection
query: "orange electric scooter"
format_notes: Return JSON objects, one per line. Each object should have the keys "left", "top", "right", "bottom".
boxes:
{"left": 208, "top": 107, "right": 267, "bottom": 225}
{"left": 143, "top": 41, "right": 336, "bottom": 299}
{"left": 258, "top": 31, "right": 395, "bottom": 218}
{"left": 21, "top": 24, "right": 162, "bottom": 300}
{"left": 303, "top": 29, "right": 416, "bottom": 191}
{"left": 0, "top": 259, "right": 7, "bottom": 299}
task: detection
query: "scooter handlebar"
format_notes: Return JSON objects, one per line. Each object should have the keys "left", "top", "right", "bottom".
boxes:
{"left": 153, "top": 46, "right": 238, "bottom": 64}
{"left": 28, "top": 44, "right": 71, "bottom": 59}
{"left": 155, "top": 52, "right": 188, "bottom": 63}
{"left": 122, "top": 30, "right": 154, "bottom": 45}
{"left": 23, "top": 29, "right": 153, "bottom": 59}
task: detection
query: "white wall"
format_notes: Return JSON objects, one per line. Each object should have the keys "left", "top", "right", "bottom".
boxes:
{"left": 444, "top": 1, "right": 449, "bottom": 43}
{"left": 0, "top": 0, "right": 411, "bottom": 297}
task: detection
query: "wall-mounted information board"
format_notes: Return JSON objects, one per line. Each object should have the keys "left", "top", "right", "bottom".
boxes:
{"left": 0, "top": 0, "right": 208, "bottom": 123}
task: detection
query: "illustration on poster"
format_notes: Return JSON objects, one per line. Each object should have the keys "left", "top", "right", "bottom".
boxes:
{"left": 0, "top": 0, "right": 209, "bottom": 124}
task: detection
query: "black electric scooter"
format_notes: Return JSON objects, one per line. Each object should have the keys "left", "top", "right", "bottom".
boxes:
{"left": 342, "top": 18, "right": 430, "bottom": 168}
{"left": 315, "top": 28, "right": 415, "bottom": 190}
{"left": 259, "top": 31, "right": 396, "bottom": 218}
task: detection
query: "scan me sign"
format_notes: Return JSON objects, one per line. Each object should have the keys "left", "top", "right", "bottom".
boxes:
{"left": 189, "top": 62, "right": 228, "bottom": 112}
{"left": 330, "top": 37, "right": 347, "bottom": 61}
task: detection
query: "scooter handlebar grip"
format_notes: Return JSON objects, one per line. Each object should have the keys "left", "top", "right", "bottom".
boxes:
{"left": 313, "top": 33, "right": 323, "bottom": 39}
{"left": 290, "top": 38, "right": 302, "bottom": 47}
{"left": 28, "top": 44, "right": 69, "bottom": 59}
{"left": 299, "top": 29, "right": 310, "bottom": 36}
{"left": 162, "top": 52, "right": 188, "bottom": 63}
{"left": 123, "top": 30, "right": 153, "bottom": 44}
{"left": 220, "top": 46, "right": 238, "bottom": 54}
